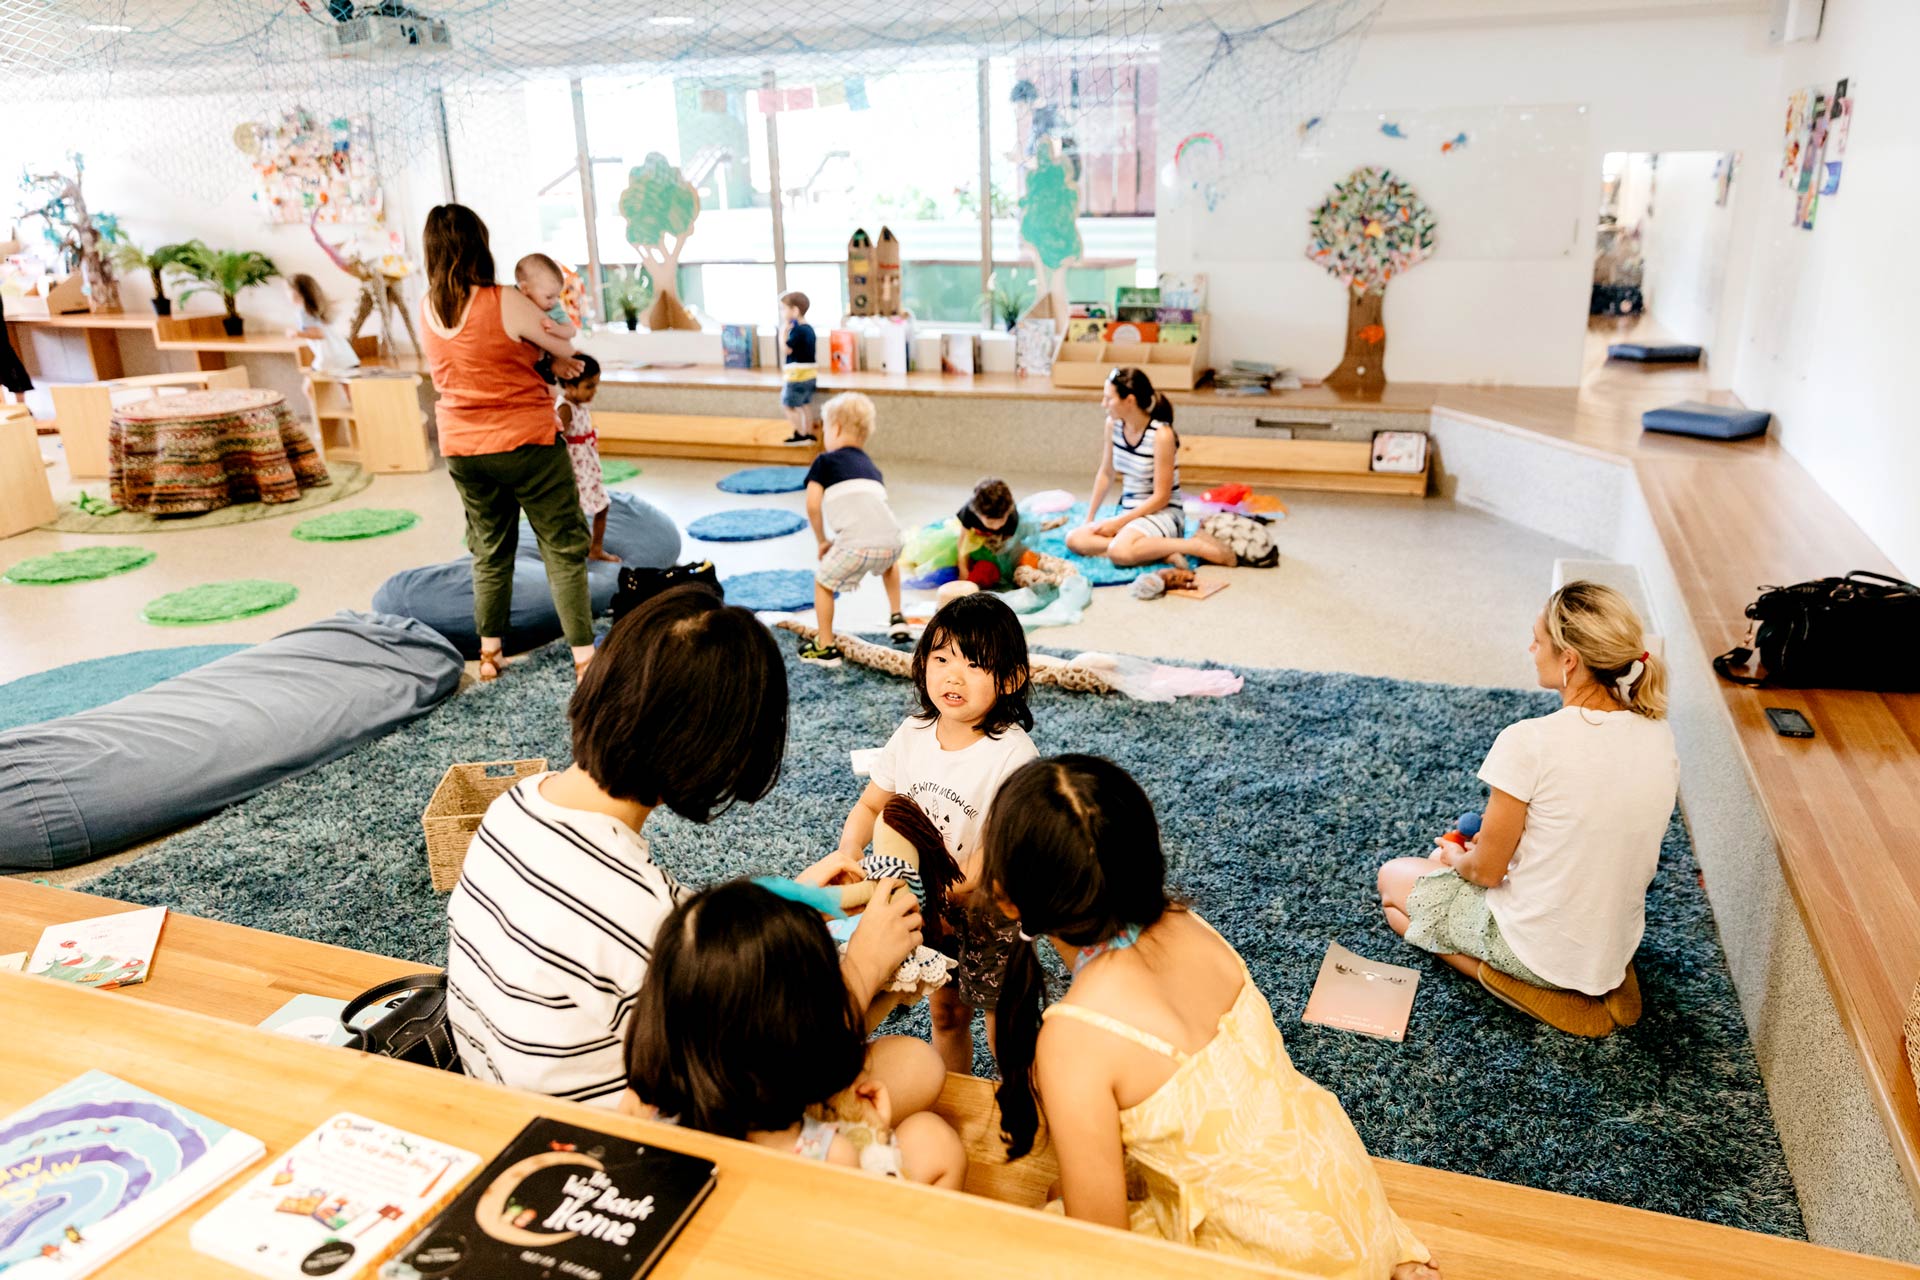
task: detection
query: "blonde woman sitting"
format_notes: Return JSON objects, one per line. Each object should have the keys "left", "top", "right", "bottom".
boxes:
{"left": 1376, "top": 581, "right": 1678, "bottom": 1036}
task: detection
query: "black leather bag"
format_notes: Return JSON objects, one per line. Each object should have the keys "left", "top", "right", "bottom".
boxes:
{"left": 611, "top": 560, "right": 721, "bottom": 623}
{"left": 341, "top": 973, "right": 461, "bottom": 1072}
{"left": 1713, "top": 571, "right": 1920, "bottom": 691}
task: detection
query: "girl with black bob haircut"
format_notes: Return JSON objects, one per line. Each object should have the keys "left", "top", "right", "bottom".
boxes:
{"left": 985, "top": 756, "right": 1438, "bottom": 1277}
{"left": 621, "top": 879, "right": 965, "bottom": 1184}
{"left": 907, "top": 591, "right": 1032, "bottom": 737}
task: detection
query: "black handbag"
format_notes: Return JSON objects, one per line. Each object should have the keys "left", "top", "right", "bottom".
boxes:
{"left": 1713, "top": 571, "right": 1920, "bottom": 691}
{"left": 611, "top": 560, "right": 721, "bottom": 622}
{"left": 341, "top": 973, "right": 462, "bottom": 1072}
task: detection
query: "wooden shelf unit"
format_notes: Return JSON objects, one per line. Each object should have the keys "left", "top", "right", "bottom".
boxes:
{"left": 1177, "top": 433, "right": 1429, "bottom": 497}
{"left": 595, "top": 410, "right": 821, "bottom": 465}
{"left": 303, "top": 371, "right": 431, "bottom": 473}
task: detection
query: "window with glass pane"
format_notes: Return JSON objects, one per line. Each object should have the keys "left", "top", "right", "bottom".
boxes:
{"left": 987, "top": 54, "right": 1157, "bottom": 312}
{"left": 774, "top": 61, "right": 985, "bottom": 326}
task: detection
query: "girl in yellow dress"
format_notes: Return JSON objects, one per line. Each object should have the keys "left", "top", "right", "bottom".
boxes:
{"left": 986, "top": 754, "right": 1439, "bottom": 1280}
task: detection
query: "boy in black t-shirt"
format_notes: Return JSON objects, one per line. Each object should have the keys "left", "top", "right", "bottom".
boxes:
{"left": 780, "top": 290, "right": 820, "bottom": 444}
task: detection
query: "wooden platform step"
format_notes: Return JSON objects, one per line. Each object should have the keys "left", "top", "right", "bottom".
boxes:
{"left": 594, "top": 411, "right": 822, "bottom": 465}
{"left": 1178, "top": 433, "right": 1428, "bottom": 496}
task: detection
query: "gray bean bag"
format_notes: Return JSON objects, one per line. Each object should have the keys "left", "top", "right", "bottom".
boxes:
{"left": 373, "top": 491, "right": 681, "bottom": 658}
{"left": 0, "top": 611, "right": 461, "bottom": 870}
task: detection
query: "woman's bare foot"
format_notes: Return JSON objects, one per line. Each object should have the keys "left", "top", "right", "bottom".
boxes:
{"left": 588, "top": 546, "right": 621, "bottom": 563}
{"left": 1190, "top": 532, "right": 1236, "bottom": 567}
{"left": 1392, "top": 1262, "right": 1442, "bottom": 1280}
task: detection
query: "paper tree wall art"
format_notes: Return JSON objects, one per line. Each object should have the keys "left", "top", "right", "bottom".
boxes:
{"left": 1306, "top": 166, "right": 1435, "bottom": 394}
{"left": 1019, "top": 139, "right": 1083, "bottom": 322}
{"left": 617, "top": 152, "right": 702, "bottom": 331}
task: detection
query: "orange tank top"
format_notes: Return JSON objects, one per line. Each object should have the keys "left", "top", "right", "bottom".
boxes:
{"left": 420, "top": 286, "right": 561, "bottom": 457}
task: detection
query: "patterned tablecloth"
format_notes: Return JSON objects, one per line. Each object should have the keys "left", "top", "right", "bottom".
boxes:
{"left": 110, "top": 387, "right": 329, "bottom": 515}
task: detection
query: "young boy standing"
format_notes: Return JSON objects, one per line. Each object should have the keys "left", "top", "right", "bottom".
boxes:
{"left": 801, "top": 392, "right": 911, "bottom": 665}
{"left": 780, "top": 290, "right": 820, "bottom": 444}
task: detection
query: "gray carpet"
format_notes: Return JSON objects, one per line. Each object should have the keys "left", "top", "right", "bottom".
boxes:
{"left": 86, "top": 638, "right": 1804, "bottom": 1238}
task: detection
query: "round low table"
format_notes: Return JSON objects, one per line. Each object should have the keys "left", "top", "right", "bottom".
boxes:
{"left": 110, "top": 388, "right": 330, "bottom": 515}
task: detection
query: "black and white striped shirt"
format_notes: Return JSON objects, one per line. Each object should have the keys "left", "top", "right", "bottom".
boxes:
{"left": 445, "top": 775, "right": 687, "bottom": 1107}
{"left": 1110, "top": 415, "right": 1181, "bottom": 512}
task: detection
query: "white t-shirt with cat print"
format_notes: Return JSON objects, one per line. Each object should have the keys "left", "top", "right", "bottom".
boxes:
{"left": 869, "top": 715, "right": 1037, "bottom": 868}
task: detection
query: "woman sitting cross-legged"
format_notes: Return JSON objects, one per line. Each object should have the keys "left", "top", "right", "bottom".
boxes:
{"left": 1377, "top": 581, "right": 1678, "bottom": 1036}
{"left": 988, "top": 754, "right": 1437, "bottom": 1280}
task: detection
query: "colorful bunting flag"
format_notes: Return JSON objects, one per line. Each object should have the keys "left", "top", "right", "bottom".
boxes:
{"left": 846, "top": 77, "right": 869, "bottom": 111}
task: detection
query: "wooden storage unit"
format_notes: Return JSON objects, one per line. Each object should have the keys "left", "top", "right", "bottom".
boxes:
{"left": 1178, "top": 433, "right": 1429, "bottom": 496}
{"left": 304, "top": 371, "right": 431, "bottom": 473}
{"left": 48, "top": 368, "right": 251, "bottom": 479}
{"left": 0, "top": 419, "right": 57, "bottom": 538}
{"left": 1053, "top": 318, "right": 1211, "bottom": 390}
{"left": 595, "top": 410, "right": 821, "bottom": 464}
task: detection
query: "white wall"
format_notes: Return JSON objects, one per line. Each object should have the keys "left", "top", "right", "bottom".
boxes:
{"left": 1157, "top": 5, "right": 1781, "bottom": 385}
{"left": 1637, "top": 151, "right": 1737, "bottom": 354}
{"left": 1729, "top": 0, "right": 1920, "bottom": 578}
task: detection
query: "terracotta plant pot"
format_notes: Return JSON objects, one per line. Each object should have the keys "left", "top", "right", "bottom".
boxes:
{"left": 221, "top": 314, "right": 244, "bottom": 338}
{"left": 151, "top": 297, "right": 172, "bottom": 316}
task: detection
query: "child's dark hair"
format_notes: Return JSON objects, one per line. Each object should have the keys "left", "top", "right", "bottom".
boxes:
{"left": 289, "top": 273, "right": 330, "bottom": 324}
{"left": 539, "top": 350, "right": 601, "bottom": 387}
{"left": 569, "top": 583, "right": 787, "bottom": 821}
{"left": 967, "top": 478, "right": 1016, "bottom": 522}
{"left": 1107, "top": 365, "right": 1175, "bottom": 427}
{"left": 983, "top": 755, "right": 1177, "bottom": 1157}
{"left": 910, "top": 593, "right": 1032, "bottom": 737}
{"left": 625, "top": 880, "right": 865, "bottom": 1141}
{"left": 780, "top": 290, "right": 809, "bottom": 316}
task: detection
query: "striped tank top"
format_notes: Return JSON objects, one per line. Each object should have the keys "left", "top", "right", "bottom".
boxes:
{"left": 1112, "top": 415, "right": 1181, "bottom": 512}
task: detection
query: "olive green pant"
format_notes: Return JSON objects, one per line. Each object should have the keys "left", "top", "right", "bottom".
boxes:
{"left": 446, "top": 440, "right": 594, "bottom": 648}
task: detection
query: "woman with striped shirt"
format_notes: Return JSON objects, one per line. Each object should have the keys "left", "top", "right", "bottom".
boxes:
{"left": 1065, "top": 367, "right": 1238, "bottom": 569}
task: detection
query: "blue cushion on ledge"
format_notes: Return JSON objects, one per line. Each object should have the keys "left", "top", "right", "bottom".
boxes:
{"left": 1609, "top": 342, "right": 1703, "bottom": 363}
{"left": 1642, "top": 402, "right": 1772, "bottom": 441}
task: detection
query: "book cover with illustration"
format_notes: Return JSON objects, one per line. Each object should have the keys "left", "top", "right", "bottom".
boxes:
{"left": 380, "top": 1118, "right": 715, "bottom": 1280}
{"left": 25, "top": 907, "right": 167, "bottom": 990}
{"left": 1301, "top": 941, "right": 1421, "bottom": 1042}
{"left": 258, "top": 994, "right": 352, "bottom": 1047}
{"left": 720, "top": 324, "right": 755, "bottom": 369}
{"left": 0, "top": 1070, "right": 264, "bottom": 1277}
{"left": 191, "top": 1113, "right": 480, "bottom": 1279}
{"left": 828, "top": 329, "right": 859, "bottom": 373}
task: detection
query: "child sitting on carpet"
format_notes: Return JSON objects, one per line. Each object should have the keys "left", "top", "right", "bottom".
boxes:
{"left": 1375, "top": 580, "right": 1676, "bottom": 1037}
{"left": 445, "top": 585, "right": 898, "bottom": 1106}
{"left": 830, "top": 592, "right": 1037, "bottom": 1072}
{"left": 800, "top": 392, "right": 909, "bottom": 666}
{"left": 955, "top": 478, "right": 1025, "bottom": 586}
{"left": 553, "top": 354, "right": 618, "bottom": 563}
{"left": 620, "top": 879, "right": 965, "bottom": 1187}
{"left": 986, "top": 754, "right": 1439, "bottom": 1279}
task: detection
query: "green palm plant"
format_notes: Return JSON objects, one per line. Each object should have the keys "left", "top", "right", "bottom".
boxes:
{"left": 108, "top": 240, "right": 198, "bottom": 315}
{"left": 170, "top": 242, "right": 279, "bottom": 336}
{"left": 976, "top": 271, "right": 1037, "bottom": 331}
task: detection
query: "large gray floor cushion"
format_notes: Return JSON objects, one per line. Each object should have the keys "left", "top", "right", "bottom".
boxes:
{"left": 372, "top": 491, "right": 681, "bottom": 658}
{"left": 0, "top": 611, "right": 461, "bottom": 870}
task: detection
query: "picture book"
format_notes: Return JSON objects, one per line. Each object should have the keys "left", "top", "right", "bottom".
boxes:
{"left": 0, "top": 1070, "right": 265, "bottom": 1277}
{"left": 1154, "top": 307, "right": 1195, "bottom": 326}
{"left": 258, "top": 994, "right": 353, "bottom": 1048}
{"left": 0, "top": 953, "right": 24, "bottom": 974}
{"left": 191, "top": 1113, "right": 480, "bottom": 1280}
{"left": 942, "top": 332, "right": 975, "bottom": 375}
{"left": 720, "top": 324, "right": 754, "bottom": 369}
{"left": 1301, "top": 941, "right": 1421, "bottom": 1042}
{"left": 1104, "top": 321, "right": 1158, "bottom": 346}
{"left": 1157, "top": 323, "right": 1202, "bottom": 345}
{"left": 25, "top": 906, "right": 166, "bottom": 990}
{"left": 1012, "top": 319, "right": 1055, "bottom": 377}
{"left": 1113, "top": 285, "right": 1160, "bottom": 311}
{"left": 1063, "top": 318, "right": 1104, "bottom": 344}
{"left": 380, "top": 1118, "right": 715, "bottom": 1280}
{"left": 1156, "top": 272, "right": 1209, "bottom": 312}
{"left": 828, "top": 329, "right": 858, "bottom": 373}
{"left": 1168, "top": 578, "right": 1228, "bottom": 601}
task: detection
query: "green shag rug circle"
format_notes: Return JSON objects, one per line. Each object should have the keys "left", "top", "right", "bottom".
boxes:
{"left": 291, "top": 508, "right": 421, "bottom": 542}
{"left": 601, "top": 459, "right": 641, "bottom": 484}
{"left": 3, "top": 545, "right": 155, "bottom": 585}
{"left": 42, "top": 465, "right": 371, "bottom": 534}
{"left": 141, "top": 579, "right": 298, "bottom": 626}
{"left": 85, "top": 639, "right": 1804, "bottom": 1239}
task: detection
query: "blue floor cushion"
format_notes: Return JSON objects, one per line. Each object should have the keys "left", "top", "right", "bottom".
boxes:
{"left": 688, "top": 508, "right": 808, "bottom": 542}
{"left": 717, "top": 466, "right": 810, "bottom": 495}
{"left": 721, "top": 569, "right": 818, "bottom": 611}
{"left": 1608, "top": 342, "right": 1703, "bottom": 363}
{"left": 0, "top": 611, "right": 461, "bottom": 870}
{"left": 1641, "top": 402, "right": 1772, "bottom": 441}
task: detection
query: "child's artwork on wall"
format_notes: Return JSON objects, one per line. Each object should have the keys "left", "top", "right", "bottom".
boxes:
{"left": 1018, "top": 140, "right": 1083, "bottom": 323}
{"left": 1306, "top": 166, "right": 1435, "bottom": 394}
{"left": 618, "top": 152, "right": 702, "bottom": 331}
{"left": 1820, "top": 81, "right": 1851, "bottom": 196}
{"left": 1713, "top": 152, "right": 1737, "bottom": 207}
{"left": 237, "top": 110, "right": 381, "bottom": 224}
{"left": 1792, "top": 89, "right": 1829, "bottom": 229}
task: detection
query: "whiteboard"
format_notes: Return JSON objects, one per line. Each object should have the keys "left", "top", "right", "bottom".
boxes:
{"left": 1179, "top": 104, "right": 1591, "bottom": 265}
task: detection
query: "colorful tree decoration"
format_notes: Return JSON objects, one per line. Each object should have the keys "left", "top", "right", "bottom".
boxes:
{"left": 617, "top": 152, "right": 702, "bottom": 331}
{"left": 1018, "top": 139, "right": 1083, "bottom": 322}
{"left": 310, "top": 209, "right": 418, "bottom": 357}
{"left": 19, "top": 154, "right": 121, "bottom": 312}
{"left": 1305, "top": 166, "right": 1435, "bottom": 394}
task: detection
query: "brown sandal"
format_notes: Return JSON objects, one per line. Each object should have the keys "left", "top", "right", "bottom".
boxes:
{"left": 477, "top": 647, "right": 506, "bottom": 683}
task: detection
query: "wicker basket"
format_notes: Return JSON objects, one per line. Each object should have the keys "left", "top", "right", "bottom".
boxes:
{"left": 422, "top": 758, "right": 547, "bottom": 891}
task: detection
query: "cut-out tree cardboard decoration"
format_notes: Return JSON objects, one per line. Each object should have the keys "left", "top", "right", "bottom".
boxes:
{"left": 1019, "top": 139, "right": 1083, "bottom": 323}
{"left": 1306, "top": 166, "right": 1435, "bottom": 394}
{"left": 20, "top": 154, "right": 121, "bottom": 313}
{"left": 618, "top": 152, "right": 702, "bottom": 332}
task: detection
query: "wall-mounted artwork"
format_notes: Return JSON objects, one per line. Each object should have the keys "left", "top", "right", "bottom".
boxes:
{"left": 236, "top": 110, "right": 381, "bottom": 225}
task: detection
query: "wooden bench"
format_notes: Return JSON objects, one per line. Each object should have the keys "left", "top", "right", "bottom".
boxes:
{"left": 4, "top": 882, "right": 1913, "bottom": 1279}
{"left": 47, "top": 367, "right": 251, "bottom": 478}
{"left": 594, "top": 410, "right": 821, "bottom": 465}
{"left": 1177, "top": 433, "right": 1428, "bottom": 496}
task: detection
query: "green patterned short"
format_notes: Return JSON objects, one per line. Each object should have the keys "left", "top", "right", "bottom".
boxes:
{"left": 1402, "top": 868, "right": 1557, "bottom": 989}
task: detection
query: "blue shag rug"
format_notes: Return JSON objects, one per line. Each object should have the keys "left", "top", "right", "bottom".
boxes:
{"left": 84, "top": 638, "right": 1802, "bottom": 1238}
{"left": 721, "top": 568, "right": 818, "bottom": 611}
{"left": 0, "top": 645, "right": 247, "bottom": 733}
{"left": 1029, "top": 502, "right": 1201, "bottom": 586}
{"left": 688, "top": 508, "right": 808, "bottom": 542}
{"left": 717, "top": 465, "right": 809, "bottom": 495}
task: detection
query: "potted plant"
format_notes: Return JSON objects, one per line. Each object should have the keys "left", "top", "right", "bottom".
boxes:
{"left": 108, "top": 240, "right": 197, "bottom": 316}
{"left": 601, "top": 265, "right": 653, "bottom": 331}
{"left": 171, "top": 243, "right": 280, "bottom": 336}
{"left": 976, "top": 271, "right": 1037, "bottom": 332}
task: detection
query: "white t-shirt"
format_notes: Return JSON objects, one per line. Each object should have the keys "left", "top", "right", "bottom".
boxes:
{"left": 1478, "top": 706, "right": 1678, "bottom": 996}
{"left": 869, "top": 715, "right": 1038, "bottom": 868}
{"left": 445, "top": 775, "right": 688, "bottom": 1106}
